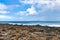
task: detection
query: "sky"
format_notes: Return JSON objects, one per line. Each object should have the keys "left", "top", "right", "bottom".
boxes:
{"left": 0, "top": 0, "right": 60, "bottom": 21}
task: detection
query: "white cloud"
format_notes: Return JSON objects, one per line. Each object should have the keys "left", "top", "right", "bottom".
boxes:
{"left": 0, "top": 3, "right": 7, "bottom": 10}
{"left": 0, "top": 3, "right": 20, "bottom": 14}
{"left": 0, "top": 3, "right": 10, "bottom": 14}
{"left": 26, "top": 6, "right": 37, "bottom": 15}
{"left": 17, "top": 6, "right": 37, "bottom": 16}
{"left": 0, "top": 10, "right": 9, "bottom": 14}
{"left": 19, "top": 0, "right": 60, "bottom": 15}
{"left": 0, "top": 15, "right": 12, "bottom": 19}
{"left": 19, "top": 0, "right": 60, "bottom": 9}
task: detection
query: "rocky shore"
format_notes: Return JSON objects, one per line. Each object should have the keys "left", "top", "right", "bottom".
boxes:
{"left": 0, "top": 24, "right": 60, "bottom": 40}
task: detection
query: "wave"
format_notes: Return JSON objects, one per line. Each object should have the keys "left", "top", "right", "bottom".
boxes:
{"left": 8, "top": 23, "right": 60, "bottom": 27}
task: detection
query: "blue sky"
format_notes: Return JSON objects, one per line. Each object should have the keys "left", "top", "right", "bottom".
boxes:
{"left": 0, "top": 0, "right": 60, "bottom": 21}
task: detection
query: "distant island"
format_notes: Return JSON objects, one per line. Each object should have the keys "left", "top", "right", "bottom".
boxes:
{"left": 0, "top": 24, "right": 60, "bottom": 40}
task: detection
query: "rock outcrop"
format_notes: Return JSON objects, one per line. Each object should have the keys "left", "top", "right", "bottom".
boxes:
{"left": 0, "top": 24, "right": 60, "bottom": 40}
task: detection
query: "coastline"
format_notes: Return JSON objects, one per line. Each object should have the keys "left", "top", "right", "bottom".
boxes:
{"left": 0, "top": 24, "right": 60, "bottom": 40}
{"left": 0, "top": 21, "right": 60, "bottom": 27}
{"left": 8, "top": 23, "right": 60, "bottom": 27}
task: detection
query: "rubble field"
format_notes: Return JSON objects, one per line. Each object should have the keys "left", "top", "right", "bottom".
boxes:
{"left": 0, "top": 24, "right": 60, "bottom": 40}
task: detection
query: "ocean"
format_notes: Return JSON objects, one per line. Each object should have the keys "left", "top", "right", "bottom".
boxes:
{"left": 0, "top": 21, "right": 60, "bottom": 27}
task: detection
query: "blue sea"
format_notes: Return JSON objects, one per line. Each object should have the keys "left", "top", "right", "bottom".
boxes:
{"left": 0, "top": 21, "right": 60, "bottom": 27}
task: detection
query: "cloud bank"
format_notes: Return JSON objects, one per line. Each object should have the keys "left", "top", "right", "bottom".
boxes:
{"left": 19, "top": 0, "right": 60, "bottom": 12}
{"left": 0, "top": 0, "right": 60, "bottom": 21}
{"left": 0, "top": 3, "right": 9, "bottom": 14}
